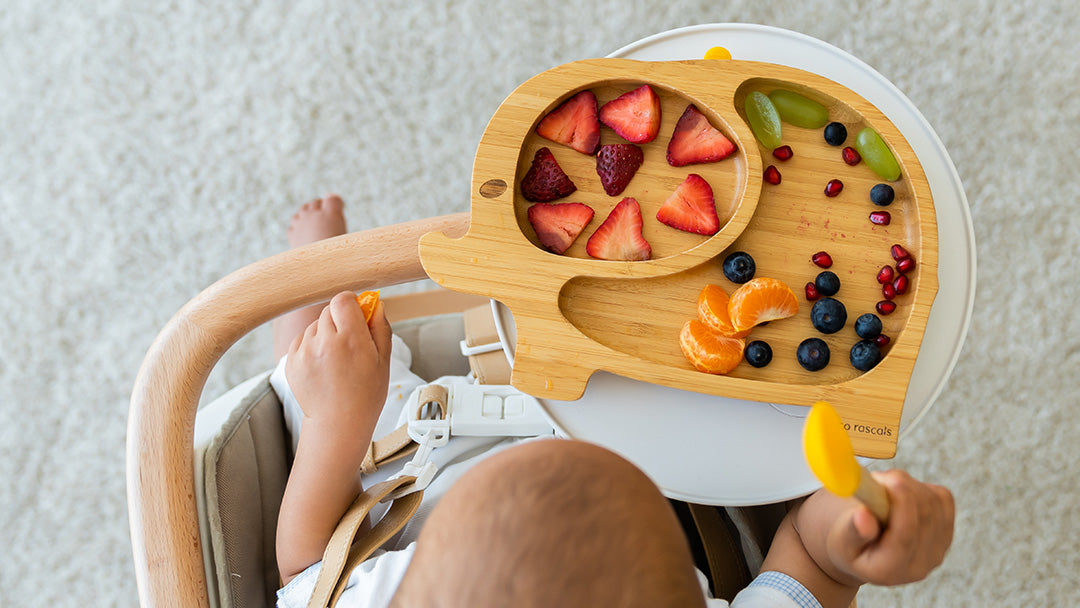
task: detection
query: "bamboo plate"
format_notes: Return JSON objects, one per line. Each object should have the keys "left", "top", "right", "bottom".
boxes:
{"left": 419, "top": 58, "right": 938, "bottom": 458}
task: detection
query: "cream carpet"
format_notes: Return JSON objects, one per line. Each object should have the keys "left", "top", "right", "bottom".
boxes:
{"left": 3, "top": 1, "right": 1078, "bottom": 605}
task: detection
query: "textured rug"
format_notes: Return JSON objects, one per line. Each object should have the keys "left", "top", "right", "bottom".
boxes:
{"left": 3, "top": 1, "right": 1078, "bottom": 605}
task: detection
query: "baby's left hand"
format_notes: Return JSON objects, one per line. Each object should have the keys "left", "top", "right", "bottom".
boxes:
{"left": 285, "top": 290, "right": 393, "bottom": 442}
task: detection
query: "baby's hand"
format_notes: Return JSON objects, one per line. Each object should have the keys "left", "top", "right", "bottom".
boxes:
{"left": 815, "top": 470, "right": 955, "bottom": 587}
{"left": 285, "top": 291, "right": 393, "bottom": 442}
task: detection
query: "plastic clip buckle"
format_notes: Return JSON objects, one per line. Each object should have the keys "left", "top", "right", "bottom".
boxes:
{"left": 384, "top": 408, "right": 450, "bottom": 501}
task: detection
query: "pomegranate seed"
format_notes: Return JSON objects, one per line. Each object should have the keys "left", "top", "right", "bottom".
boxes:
{"left": 876, "top": 265, "right": 895, "bottom": 284}
{"left": 764, "top": 165, "right": 782, "bottom": 185}
{"left": 824, "top": 179, "right": 843, "bottom": 197}
{"left": 882, "top": 282, "right": 897, "bottom": 300}
{"left": 841, "top": 146, "right": 861, "bottom": 165}
{"left": 893, "top": 274, "right": 909, "bottom": 295}
{"left": 869, "top": 211, "right": 891, "bottom": 225}
{"left": 811, "top": 251, "right": 833, "bottom": 268}
{"left": 874, "top": 334, "right": 891, "bottom": 348}
{"left": 772, "top": 145, "right": 794, "bottom": 161}
{"left": 896, "top": 256, "right": 916, "bottom": 274}
{"left": 891, "top": 244, "right": 910, "bottom": 261}
{"left": 805, "top": 282, "right": 821, "bottom": 301}
{"left": 876, "top": 300, "right": 897, "bottom": 315}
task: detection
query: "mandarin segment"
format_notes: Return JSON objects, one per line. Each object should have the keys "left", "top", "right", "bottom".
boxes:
{"left": 355, "top": 290, "right": 380, "bottom": 325}
{"left": 727, "top": 278, "right": 799, "bottom": 333}
{"left": 697, "top": 284, "right": 750, "bottom": 338}
{"left": 679, "top": 319, "right": 745, "bottom": 375}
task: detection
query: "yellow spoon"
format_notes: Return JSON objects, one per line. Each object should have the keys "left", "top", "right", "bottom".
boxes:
{"left": 803, "top": 401, "right": 890, "bottom": 523}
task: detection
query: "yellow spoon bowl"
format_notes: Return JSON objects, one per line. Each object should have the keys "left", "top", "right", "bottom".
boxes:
{"left": 803, "top": 401, "right": 891, "bottom": 522}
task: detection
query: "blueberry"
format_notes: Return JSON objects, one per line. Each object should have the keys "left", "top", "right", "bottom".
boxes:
{"left": 823, "top": 122, "right": 847, "bottom": 146}
{"left": 850, "top": 340, "right": 881, "bottom": 372}
{"left": 745, "top": 340, "right": 773, "bottom": 368}
{"left": 797, "top": 338, "right": 830, "bottom": 371}
{"left": 810, "top": 297, "right": 847, "bottom": 334}
{"left": 814, "top": 271, "right": 840, "bottom": 296}
{"left": 722, "top": 251, "right": 756, "bottom": 284}
{"left": 854, "top": 313, "right": 883, "bottom": 339}
{"left": 870, "top": 183, "right": 895, "bottom": 206}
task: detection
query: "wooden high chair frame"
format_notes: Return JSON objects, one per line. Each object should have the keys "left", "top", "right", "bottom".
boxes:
{"left": 126, "top": 214, "right": 470, "bottom": 607}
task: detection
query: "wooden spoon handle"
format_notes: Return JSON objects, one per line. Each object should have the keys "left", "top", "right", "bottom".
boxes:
{"left": 854, "top": 466, "right": 891, "bottom": 523}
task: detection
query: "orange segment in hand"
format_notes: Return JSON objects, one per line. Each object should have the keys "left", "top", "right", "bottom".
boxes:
{"left": 679, "top": 319, "right": 745, "bottom": 374}
{"left": 355, "top": 290, "right": 380, "bottom": 325}
{"left": 727, "top": 278, "right": 798, "bottom": 333}
{"left": 697, "top": 284, "right": 751, "bottom": 338}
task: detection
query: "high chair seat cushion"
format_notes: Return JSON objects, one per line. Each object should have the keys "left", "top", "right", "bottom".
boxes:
{"left": 194, "top": 312, "right": 469, "bottom": 608}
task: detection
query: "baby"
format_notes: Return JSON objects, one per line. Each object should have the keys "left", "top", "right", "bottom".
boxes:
{"left": 272, "top": 195, "right": 955, "bottom": 608}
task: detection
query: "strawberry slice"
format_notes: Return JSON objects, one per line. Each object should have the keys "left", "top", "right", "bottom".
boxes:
{"left": 656, "top": 174, "right": 719, "bottom": 235}
{"left": 520, "top": 147, "right": 577, "bottom": 202}
{"left": 599, "top": 84, "right": 662, "bottom": 144}
{"left": 527, "top": 202, "right": 595, "bottom": 254}
{"left": 585, "top": 198, "right": 652, "bottom": 261}
{"left": 595, "top": 144, "right": 644, "bottom": 196}
{"left": 536, "top": 90, "right": 601, "bottom": 155}
{"left": 666, "top": 104, "right": 737, "bottom": 167}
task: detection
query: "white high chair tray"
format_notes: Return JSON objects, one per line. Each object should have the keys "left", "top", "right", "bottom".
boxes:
{"left": 493, "top": 24, "right": 975, "bottom": 506}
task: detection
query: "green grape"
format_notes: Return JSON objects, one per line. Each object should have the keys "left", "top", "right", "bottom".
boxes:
{"left": 744, "top": 91, "right": 782, "bottom": 149}
{"left": 854, "top": 128, "right": 901, "bottom": 181}
{"left": 768, "top": 90, "right": 829, "bottom": 129}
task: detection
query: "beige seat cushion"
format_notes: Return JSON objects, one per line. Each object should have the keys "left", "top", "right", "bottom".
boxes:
{"left": 197, "top": 313, "right": 468, "bottom": 608}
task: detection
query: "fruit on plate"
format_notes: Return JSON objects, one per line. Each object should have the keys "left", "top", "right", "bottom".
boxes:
{"left": 585, "top": 197, "right": 651, "bottom": 261}
{"left": 814, "top": 271, "right": 840, "bottom": 296}
{"left": 679, "top": 319, "right": 745, "bottom": 374}
{"left": 535, "top": 90, "right": 601, "bottom": 155}
{"left": 697, "top": 284, "right": 750, "bottom": 338}
{"left": 355, "top": 291, "right": 380, "bottom": 326}
{"left": 772, "top": 145, "right": 793, "bottom": 161}
{"left": 842, "top": 146, "right": 861, "bottom": 166}
{"left": 850, "top": 340, "right": 881, "bottom": 372}
{"left": 855, "top": 127, "right": 901, "bottom": 181}
{"left": 728, "top": 277, "right": 799, "bottom": 333}
{"left": 599, "top": 84, "right": 662, "bottom": 144}
{"left": 744, "top": 91, "right": 782, "bottom": 149}
{"left": 526, "top": 202, "right": 594, "bottom": 254}
{"left": 824, "top": 179, "right": 843, "bottom": 197}
{"left": 521, "top": 147, "right": 576, "bottom": 202}
{"left": 763, "top": 165, "right": 782, "bottom": 185}
{"left": 656, "top": 173, "right": 719, "bottom": 235}
{"left": 744, "top": 340, "right": 773, "bottom": 368}
{"left": 870, "top": 183, "right": 895, "bottom": 206}
{"left": 823, "top": 122, "right": 847, "bottom": 146}
{"left": 854, "top": 313, "right": 883, "bottom": 339}
{"left": 666, "top": 104, "right": 737, "bottom": 166}
{"left": 869, "top": 211, "right": 891, "bottom": 225}
{"left": 810, "top": 297, "right": 847, "bottom": 334}
{"left": 595, "top": 144, "right": 644, "bottom": 196}
{"left": 811, "top": 251, "right": 833, "bottom": 268}
{"left": 797, "top": 337, "right": 831, "bottom": 371}
{"left": 721, "top": 251, "right": 756, "bottom": 284}
{"left": 768, "top": 89, "right": 829, "bottom": 129}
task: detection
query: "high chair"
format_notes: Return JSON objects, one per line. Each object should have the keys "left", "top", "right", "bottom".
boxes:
{"left": 127, "top": 214, "right": 475, "bottom": 607}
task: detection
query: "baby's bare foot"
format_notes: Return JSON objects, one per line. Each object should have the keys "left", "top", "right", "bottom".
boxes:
{"left": 287, "top": 194, "right": 347, "bottom": 247}
{"left": 274, "top": 194, "right": 349, "bottom": 360}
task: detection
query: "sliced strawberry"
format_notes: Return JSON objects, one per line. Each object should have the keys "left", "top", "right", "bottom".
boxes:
{"left": 599, "top": 84, "right": 662, "bottom": 144}
{"left": 585, "top": 198, "right": 652, "bottom": 261}
{"left": 536, "top": 90, "right": 601, "bottom": 155}
{"left": 527, "top": 202, "right": 594, "bottom": 254}
{"left": 656, "top": 174, "right": 719, "bottom": 235}
{"left": 595, "top": 144, "right": 644, "bottom": 196}
{"left": 666, "top": 104, "right": 737, "bottom": 167}
{"left": 520, "top": 147, "right": 576, "bottom": 202}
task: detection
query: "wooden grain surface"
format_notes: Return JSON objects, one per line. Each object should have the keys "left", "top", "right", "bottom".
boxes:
{"left": 420, "top": 59, "right": 938, "bottom": 458}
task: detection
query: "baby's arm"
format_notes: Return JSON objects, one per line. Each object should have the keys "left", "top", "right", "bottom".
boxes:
{"left": 275, "top": 292, "right": 393, "bottom": 585}
{"left": 760, "top": 470, "right": 955, "bottom": 608}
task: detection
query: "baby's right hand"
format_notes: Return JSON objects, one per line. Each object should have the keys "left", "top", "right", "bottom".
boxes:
{"left": 824, "top": 470, "right": 955, "bottom": 587}
{"left": 285, "top": 291, "right": 393, "bottom": 441}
